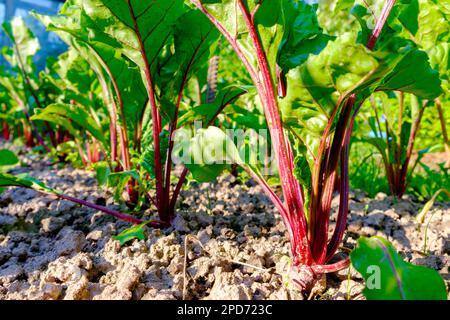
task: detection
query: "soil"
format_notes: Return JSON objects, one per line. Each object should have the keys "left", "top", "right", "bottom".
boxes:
{"left": 0, "top": 141, "right": 448, "bottom": 300}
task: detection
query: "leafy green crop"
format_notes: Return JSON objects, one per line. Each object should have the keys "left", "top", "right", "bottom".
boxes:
{"left": 0, "top": 0, "right": 447, "bottom": 297}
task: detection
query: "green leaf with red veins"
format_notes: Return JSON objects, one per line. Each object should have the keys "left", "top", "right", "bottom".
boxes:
{"left": 194, "top": 0, "right": 332, "bottom": 83}
{"left": 177, "top": 86, "right": 247, "bottom": 127}
{"left": 157, "top": 9, "right": 220, "bottom": 122}
{"left": 34, "top": 4, "right": 149, "bottom": 139}
{"left": 85, "top": 0, "right": 185, "bottom": 73}
{"left": 280, "top": 32, "right": 442, "bottom": 160}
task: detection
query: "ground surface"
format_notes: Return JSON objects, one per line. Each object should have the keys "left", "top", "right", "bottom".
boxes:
{"left": 0, "top": 141, "right": 448, "bottom": 300}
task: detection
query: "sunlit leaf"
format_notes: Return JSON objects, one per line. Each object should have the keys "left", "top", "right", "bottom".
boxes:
{"left": 350, "top": 236, "right": 447, "bottom": 300}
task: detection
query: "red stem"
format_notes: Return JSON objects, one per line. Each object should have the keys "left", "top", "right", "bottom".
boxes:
{"left": 325, "top": 114, "right": 354, "bottom": 262}
{"left": 163, "top": 37, "right": 208, "bottom": 219}
{"left": 397, "top": 103, "right": 425, "bottom": 197}
{"left": 236, "top": 0, "right": 311, "bottom": 265}
{"left": 191, "top": 0, "right": 311, "bottom": 264}
{"left": 168, "top": 167, "right": 189, "bottom": 215}
{"left": 312, "top": 256, "right": 350, "bottom": 274}
{"left": 127, "top": 0, "right": 164, "bottom": 216}
{"left": 58, "top": 194, "right": 143, "bottom": 224}
{"left": 12, "top": 39, "right": 53, "bottom": 151}
{"left": 20, "top": 102, "right": 50, "bottom": 152}
{"left": 325, "top": 0, "right": 397, "bottom": 260}
{"left": 2, "top": 121, "right": 10, "bottom": 140}
{"left": 310, "top": 95, "right": 355, "bottom": 263}
{"left": 366, "top": 0, "right": 396, "bottom": 50}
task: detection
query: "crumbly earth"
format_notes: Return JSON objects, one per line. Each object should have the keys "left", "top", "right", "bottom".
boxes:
{"left": 0, "top": 141, "right": 448, "bottom": 300}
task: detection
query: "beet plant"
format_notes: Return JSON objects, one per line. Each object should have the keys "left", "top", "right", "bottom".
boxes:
{"left": 35, "top": 49, "right": 109, "bottom": 165}
{"left": 355, "top": 0, "right": 449, "bottom": 198}
{"left": 0, "top": 17, "right": 54, "bottom": 151}
{"left": 26, "top": 0, "right": 246, "bottom": 223}
{"left": 186, "top": 0, "right": 443, "bottom": 292}
{"left": 358, "top": 93, "right": 439, "bottom": 198}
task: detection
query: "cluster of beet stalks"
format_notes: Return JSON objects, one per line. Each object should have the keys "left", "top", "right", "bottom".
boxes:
{"left": 188, "top": 0, "right": 397, "bottom": 291}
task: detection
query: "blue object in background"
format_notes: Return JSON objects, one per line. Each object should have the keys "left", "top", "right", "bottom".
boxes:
{"left": 0, "top": 0, "right": 67, "bottom": 71}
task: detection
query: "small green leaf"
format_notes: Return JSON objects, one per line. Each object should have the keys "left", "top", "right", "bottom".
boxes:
{"left": 174, "top": 126, "right": 242, "bottom": 183}
{"left": 107, "top": 170, "right": 139, "bottom": 202}
{"left": 92, "top": 161, "right": 111, "bottom": 186}
{"left": 0, "top": 172, "right": 58, "bottom": 194}
{"left": 350, "top": 236, "right": 447, "bottom": 300}
{"left": 0, "top": 149, "right": 19, "bottom": 169}
{"left": 277, "top": 0, "right": 333, "bottom": 73}
{"left": 177, "top": 86, "right": 247, "bottom": 127}
{"left": 396, "top": 0, "right": 419, "bottom": 35}
{"left": 112, "top": 222, "right": 148, "bottom": 246}
{"left": 189, "top": 164, "right": 228, "bottom": 183}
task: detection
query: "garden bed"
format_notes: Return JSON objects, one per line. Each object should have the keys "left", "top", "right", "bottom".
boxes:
{"left": 0, "top": 142, "right": 448, "bottom": 300}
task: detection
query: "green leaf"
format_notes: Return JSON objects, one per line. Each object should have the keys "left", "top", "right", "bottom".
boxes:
{"left": 98, "top": 0, "right": 185, "bottom": 70}
{"left": 31, "top": 103, "right": 107, "bottom": 147}
{"left": 0, "top": 172, "right": 58, "bottom": 194}
{"left": 276, "top": 0, "right": 334, "bottom": 73}
{"left": 92, "top": 161, "right": 111, "bottom": 186}
{"left": 350, "top": 236, "right": 447, "bottom": 300}
{"left": 416, "top": 0, "right": 449, "bottom": 50}
{"left": 2, "top": 17, "right": 40, "bottom": 73}
{"left": 199, "top": 0, "right": 331, "bottom": 84}
{"left": 34, "top": 4, "right": 148, "bottom": 141}
{"left": 177, "top": 86, "right": 247, "bottom": 126}
{"left": 189, "top": 164, "right": 228, "bottom": 183}
{"left": 0, "top": 149, "right": 19, "bottom": 169}
{"left": 293, "top": 152, "right": 312, "bottom": 215}
{"left": 159, "top": 9, "right": 220, "bottom": 121}
{"left": 141, "top": 130, "right": 169, "bottom": 180}
{"left": 377, "top": 49, "right": 443, "bottom": 99}
{"left": 350, "top": 4, "right": 371, "bottom": 45}
{"left": 107, "top": 170, "right": 140, "bottom": 202}
{"left": 396, "top": 0, "right": 419, "bottom": 35}
{"left": 173, "top": 126, "right": 242, "bottom": 182}
{"left": 112, "top": 222, "right": 148, "bottom": 246}
{"left": 280, "top": 30, "right": 442, "bottom": 158}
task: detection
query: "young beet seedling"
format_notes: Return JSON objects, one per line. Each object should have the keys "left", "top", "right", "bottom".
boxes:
{"left": 361, "top": 93, "right": 430, "bottom": 198}
{"left": 189, "top": 0, "right": 442, "bottom": 292}
{"left": 356, "top": 0, "right": 449, "bottom": 198}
